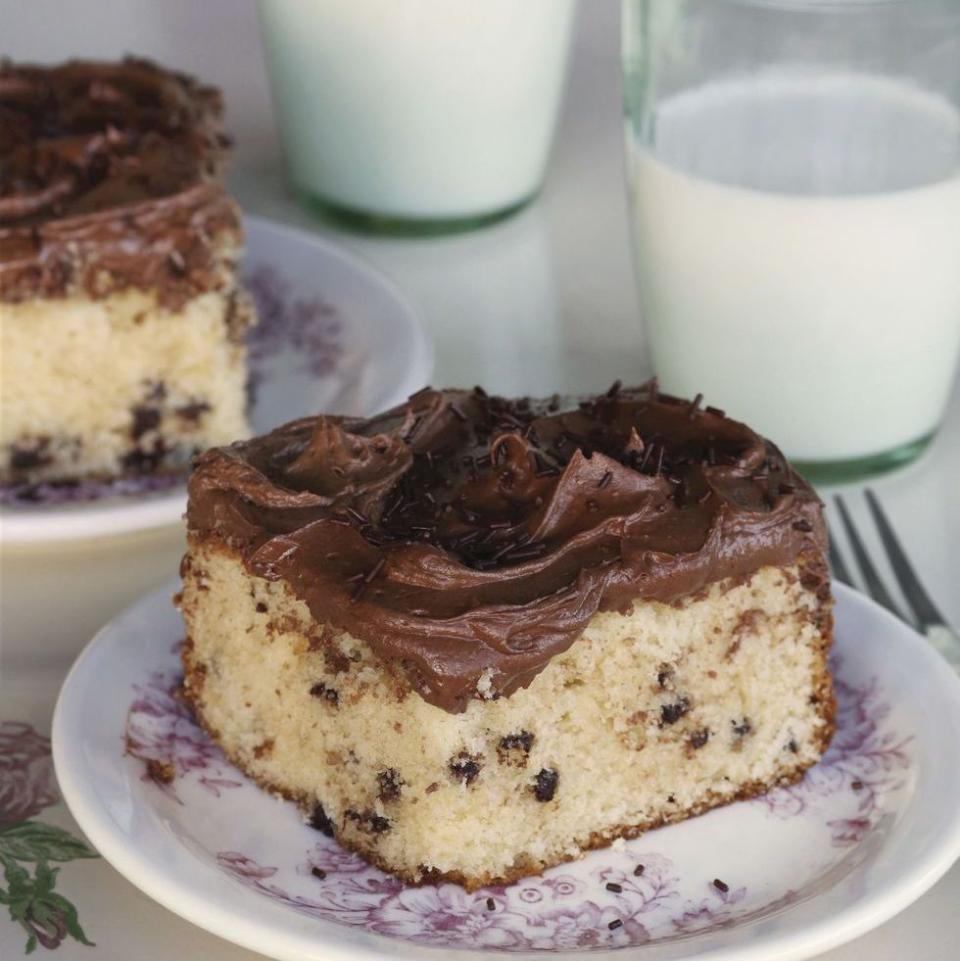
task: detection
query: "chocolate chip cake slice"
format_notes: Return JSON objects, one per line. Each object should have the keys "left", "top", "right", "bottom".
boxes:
{"left": 179, "top": 383, "right": 834, "bottom": 889}
{"left": 0, "top": 58, "right": 252, "bottom": 488}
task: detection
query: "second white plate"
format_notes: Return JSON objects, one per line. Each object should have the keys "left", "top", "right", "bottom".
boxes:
{"left": 0, "top": 215, "right": 433, "bottom": 545}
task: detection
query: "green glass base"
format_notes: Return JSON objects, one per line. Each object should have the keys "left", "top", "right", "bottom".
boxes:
{"left": 793, "top": 432, "right": 934, "bottom": 486}
{"left": 298, "top": 191, "right": 536, "bottom": 237}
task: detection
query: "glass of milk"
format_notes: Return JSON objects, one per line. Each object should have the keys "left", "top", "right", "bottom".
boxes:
{"left": 623, "top": 0, "right": 960, "bottom": 479}
{"left": 260, "top": 0, "right": 577, "bottom": 234}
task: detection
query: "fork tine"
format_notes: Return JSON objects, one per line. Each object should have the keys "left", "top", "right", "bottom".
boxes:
{"left": 864, "top": 489, "right": 947, "bottom": 630}
{"left": 834, "top": 495, "right": 911, "bottom": 624}
{"left": 826, "top": 524, "right": 854, "bottom": 586}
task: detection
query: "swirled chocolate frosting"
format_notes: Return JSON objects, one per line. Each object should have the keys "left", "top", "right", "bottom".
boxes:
{"left": 0, "top": 58, "right": 240, "bottom": 306}
{"left": 187, "top": 384, "right": 827, "bottom": 713}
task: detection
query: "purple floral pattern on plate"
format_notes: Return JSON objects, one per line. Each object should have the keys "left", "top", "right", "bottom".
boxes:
{"left": 244, "top": 263, "right": 342, "bottom": 401}
{"left": 123, "top": 649, "right": 913, "bottom": 952}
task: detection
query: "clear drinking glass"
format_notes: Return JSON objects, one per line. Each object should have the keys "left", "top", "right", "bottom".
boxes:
{"left": 260, "top": 0, "right": 577, "bottom": 235}
{"left": 623, "top": 0, "right": 960, "bottom": 481}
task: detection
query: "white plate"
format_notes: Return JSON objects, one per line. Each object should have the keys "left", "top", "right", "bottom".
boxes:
{"left": 0, "top": 216, "right": 432, "bottom": 546}
{"left": 53, "top": 584, "right": 960, "bottom": 961}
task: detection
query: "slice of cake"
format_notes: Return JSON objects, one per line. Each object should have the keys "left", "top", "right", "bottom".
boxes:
{"left": 179, "top": 383, "right": 834, "bottom": 889}
{"left": 0, "top": 58, "right": 252, "bottom": 489}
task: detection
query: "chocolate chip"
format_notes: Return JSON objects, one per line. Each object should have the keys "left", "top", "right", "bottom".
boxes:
{"left": 660, "top": 697, "right": 690, "bottom": 726}
{"left": 449, "top": 752, "right": 482, "bottom": 785}
{"left": 130, "top": 405, "right": 161, "bottom": 439}
{"left": 689, "top": 728, "right": 710, "bottom": 749}
{"left": 499, "top": 730, "right": 535, "bottom": 753}
{"left": 377, "top": 768, "right": 404, "bottom": 802}
{"left": 308, "top": 803, "right": 335, "bottom": 837}
{"left": 497, "top": 730, "right": 535, "bottom": 765}
{"left": 732, "top": 718, "right": 752, "bottom": 737}
{"left": 309, "top": 682, "right": 339, "bottom": 706}
{"left": 345, "top": 809, "right": 390, "bottom": 834}
{"left": 122, "top": 439, "right": 167, "bottom": 473}
{"left": 255, "top": 602, "right": 268, "bottom": 613}
{"left": 9, "top": 439, "right": 51, "bottom": 472}
{"left": 656, "top": 665, "right": 674, "bottom": 688}
{"left": 176, "top": 400, "right": 211, "bottom": 424}
{"left": 533, "top": 767, "right": 558, "bottom": 802}
{"left": 486, "top": 897, "right": 496, "bottom": 911}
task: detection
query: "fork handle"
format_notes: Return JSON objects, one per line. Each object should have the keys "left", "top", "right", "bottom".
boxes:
{"left": 927, "top": 625, "right": 960, "bottom": 673}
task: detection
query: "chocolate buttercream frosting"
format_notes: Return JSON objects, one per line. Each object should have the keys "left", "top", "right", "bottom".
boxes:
{"left": 187, "top": 384, "right": 827, "bottom": 713}
{"left": 0, "top": 57, "right": 241, "bottom": 306}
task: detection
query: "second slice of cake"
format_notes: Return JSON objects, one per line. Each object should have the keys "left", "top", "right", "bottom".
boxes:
{"left": 179, "top": 383, "right": 834, "bottom": 889}
{"left": 0, "top": 58, "right": 253, "bottom": 488}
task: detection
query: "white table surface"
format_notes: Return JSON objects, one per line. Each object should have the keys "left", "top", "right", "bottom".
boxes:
{"left": 2, "top": 2, "right": 958, "bottom": 959}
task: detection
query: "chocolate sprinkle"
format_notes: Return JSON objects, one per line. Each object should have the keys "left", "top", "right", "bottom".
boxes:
{"left": 712, "top": 878, "right": 730, "bottom": 893}
{"left": 605, "top": 882, "right": 623, "bottom": 893}
{"left": 608, "top": 919, "right": 623, "bottom": 931}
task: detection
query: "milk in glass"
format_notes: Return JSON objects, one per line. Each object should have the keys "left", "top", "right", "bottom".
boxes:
{"left": 261, "top": 0, "right": 576, "bottom": 223}
{"left": 630, "top": 71, "right": 960, "bottom": 464}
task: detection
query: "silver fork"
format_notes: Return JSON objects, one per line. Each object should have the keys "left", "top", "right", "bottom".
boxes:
{"left": 830, "top": 489, "right": 960, "bottom": 672}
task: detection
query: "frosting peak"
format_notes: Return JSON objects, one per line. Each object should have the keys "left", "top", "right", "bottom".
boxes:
{"left": 187, "top": 385, "right": 827, "bottom": 712}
